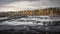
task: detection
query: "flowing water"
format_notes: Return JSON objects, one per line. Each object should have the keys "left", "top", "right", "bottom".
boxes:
{"left": 0, "top": 18, "right": 44, "bottom": 26}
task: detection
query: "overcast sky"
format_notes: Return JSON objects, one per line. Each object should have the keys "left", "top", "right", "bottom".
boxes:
{"left": 0, "top": 0, "right": 60, "bottom": 12}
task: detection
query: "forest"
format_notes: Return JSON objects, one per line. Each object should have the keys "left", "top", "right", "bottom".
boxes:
{"left": 0, "top": 7, "right": 60, "bottom": 17}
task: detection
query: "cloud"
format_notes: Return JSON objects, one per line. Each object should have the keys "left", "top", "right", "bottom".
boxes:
{"left": 0, "top": 0, "right": 60, "bottom": 12}
{"left": 0, "top": 0, "right": 40, "bottom": 5}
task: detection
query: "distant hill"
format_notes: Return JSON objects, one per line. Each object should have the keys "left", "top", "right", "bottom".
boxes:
{"left": 0, "top": 7, "right": 60, "bottom": 17}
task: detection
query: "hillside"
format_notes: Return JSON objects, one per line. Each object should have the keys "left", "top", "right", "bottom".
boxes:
{"left": 0, "top": 7, "right": 60, "bottom": 17}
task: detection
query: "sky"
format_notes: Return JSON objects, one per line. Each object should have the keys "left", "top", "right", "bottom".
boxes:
{"left": 0, "top": 0, "right": 60, "bottom": 12}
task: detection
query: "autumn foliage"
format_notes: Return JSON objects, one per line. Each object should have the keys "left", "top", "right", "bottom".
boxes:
{"left": 0, "top": 7, "right": 60, "bottom": 17}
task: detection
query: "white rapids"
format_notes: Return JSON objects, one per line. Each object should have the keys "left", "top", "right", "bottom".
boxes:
{"left": 0, "top": 16, "right": 60, "bottom": 26}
